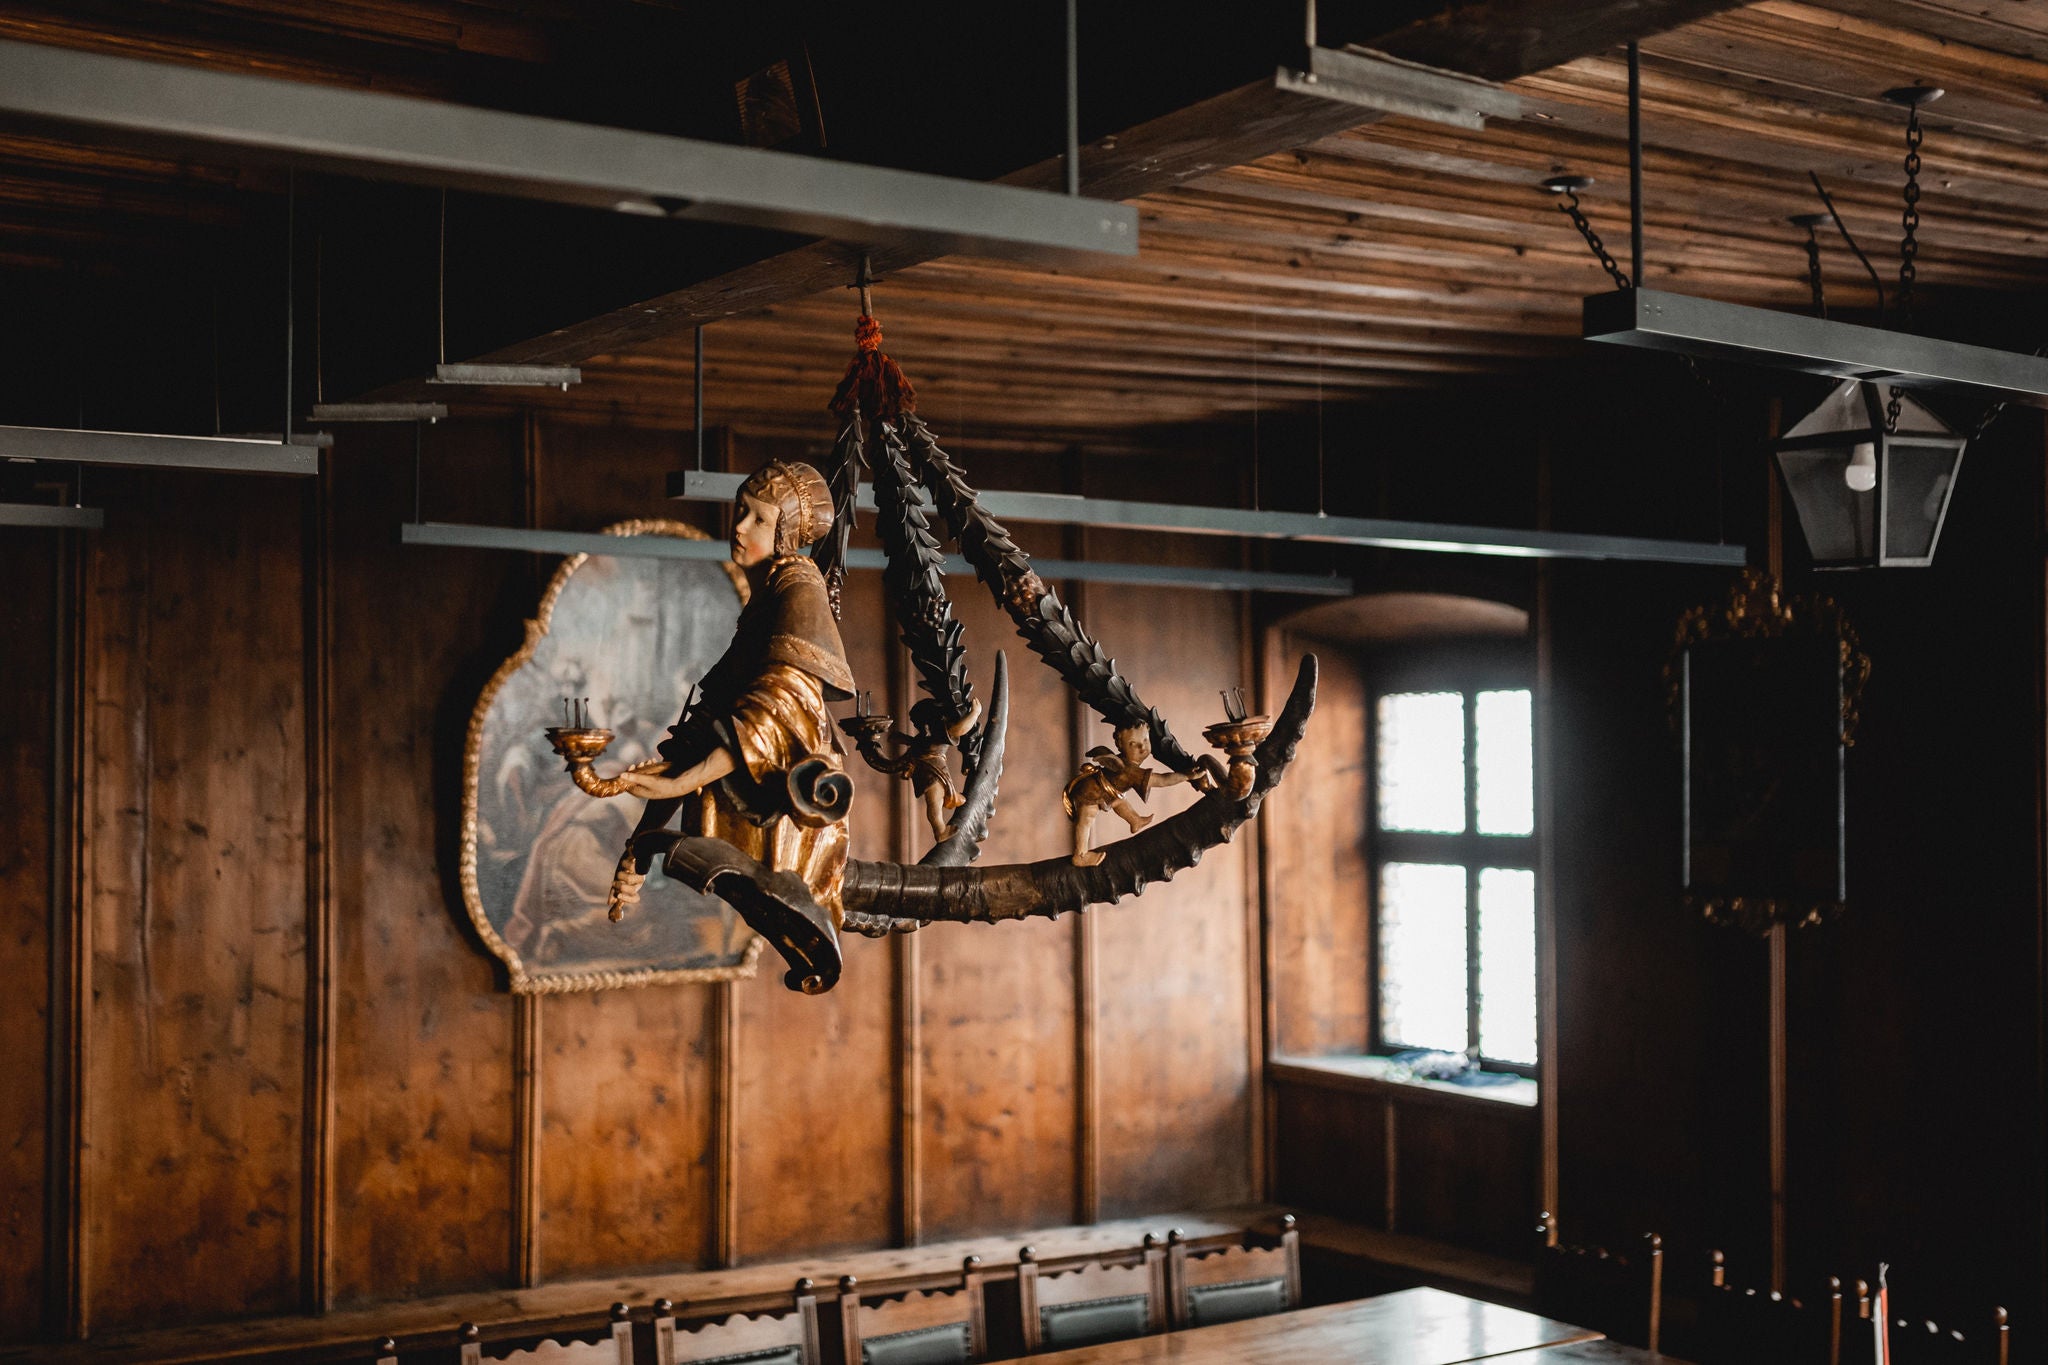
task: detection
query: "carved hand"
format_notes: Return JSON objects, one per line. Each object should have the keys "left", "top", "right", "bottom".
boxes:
{"left": 617, "top": 747, "right": 737, "bottom": 801}
{"left": 608, "top": 851, "right": 646, "bottom": 923}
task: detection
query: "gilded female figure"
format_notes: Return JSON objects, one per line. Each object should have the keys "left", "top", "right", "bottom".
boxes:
{"left": 608, "top": 460, "right": 854, "bottom": 923}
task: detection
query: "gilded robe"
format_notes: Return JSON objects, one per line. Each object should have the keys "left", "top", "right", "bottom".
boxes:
{"left": 641, "top": 553, "right": 855, "bottom": 922}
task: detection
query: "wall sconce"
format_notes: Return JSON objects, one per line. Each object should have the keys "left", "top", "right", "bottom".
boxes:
{"left": 1774, "top": 379, "right": 1966, "bottom": 568}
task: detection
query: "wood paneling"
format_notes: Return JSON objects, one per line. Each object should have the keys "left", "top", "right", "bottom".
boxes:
{"left": 916, "top": 508, "right": 1081, "bottom": 1242}
{"left": 734, "top": 564, "right": 898, "bottom": 1263}
{"left": 0, "top": 534, "right": 54, "bottom": 1344}
{"left": 1271, "top": 1081, "right": 1389, "bottom": 1228}
{"left": 1085, "top": 503, "right": 1258, "bottom": 1218}
{"left": 1263, "top": 634, "right": 1371, "bottom": 1059}
{"left": 327, "top": 421, "right": 524, "bottom": 1306}
{"left": 537, "top": 986, "right": 718, "bottom": 1277}
{"left": 81, "top": 470, "right": 309, "bottom": 1331}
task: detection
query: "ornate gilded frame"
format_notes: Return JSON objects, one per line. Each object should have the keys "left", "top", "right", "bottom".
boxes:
{"left": 1665, "top": 569, "right": 1870, "bottom": 934}
{"left": 459, "top": 518, "right": 761, "bottom": 993}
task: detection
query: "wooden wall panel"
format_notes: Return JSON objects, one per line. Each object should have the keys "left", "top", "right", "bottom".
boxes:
{"left": 915, "top": 521, "right": 1080, "bottom": 1243}
{"left": 328, "top": 422, "right": 524, "bottom": 1305}
{"left": 734, "top": 565, "right": 898, "bottom": 1262}
{"left": 1393, "top": 1104, "right": 1535, "bottom": 1259}
{"left": 1087, "top": 575, "right": 1257, "bottom": 1218}
{"left": 82, "top": 471, "right": 309, "bottom": 1331}
{"left": 1270, "top": 1082, "right": 1388, "bottom": 1227}
{"left": 538, "top": 985, "right": 719, "bottom": 1276}
{"left": 0, "top": 535, "right": 54, "bottom": 1343}
{"left": 1263, "top": 631, "right": 1370, "bottom": 1058}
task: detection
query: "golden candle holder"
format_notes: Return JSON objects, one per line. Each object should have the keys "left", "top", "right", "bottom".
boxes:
{"left": 1203, "top": 687, "right": 1271, "bottom": 800}
{"left": 543, "top": 697, "right": 646, "bottom": 798}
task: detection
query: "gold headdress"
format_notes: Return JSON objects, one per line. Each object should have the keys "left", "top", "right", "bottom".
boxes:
{"left": 737, "top": 459, "right": 835, "bottom": 554}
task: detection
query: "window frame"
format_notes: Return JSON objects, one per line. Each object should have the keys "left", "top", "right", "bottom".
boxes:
{"left": 1366, "top": 643, "right": 1537, "bottom": 1077}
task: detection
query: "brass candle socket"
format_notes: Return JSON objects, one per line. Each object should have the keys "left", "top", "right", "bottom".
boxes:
{"left": 1202, "top": 716, "right": 1272, "bottom": 800}
{"left": 544, "top": 726, "right": 643, "bottom": 798}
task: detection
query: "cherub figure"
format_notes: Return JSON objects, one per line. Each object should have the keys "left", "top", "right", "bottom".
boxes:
{"left": 1064, "top": 722, "right": 1208, "bottom": 867}
{"left": 840, "top": 694, "right": 984, "bottom": 844}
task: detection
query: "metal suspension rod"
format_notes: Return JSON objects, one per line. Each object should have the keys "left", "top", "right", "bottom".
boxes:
{"left": 693, "top": 325, "right": 705, "bottom": 471}
{"left": 1064, "top": 0, "right": 1080, "bottom": 196}
{"left": 1627, "top": 41, "right": 1644, "bottom": 287}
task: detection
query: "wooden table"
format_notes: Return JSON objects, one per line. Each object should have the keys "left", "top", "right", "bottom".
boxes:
{"left": 1025, "top": 1286, "right": 1608, "bottom": 1364}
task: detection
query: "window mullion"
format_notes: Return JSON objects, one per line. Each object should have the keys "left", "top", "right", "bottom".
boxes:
{"left": 1464, "top": 690, "right": 1480, "bottom": 1059}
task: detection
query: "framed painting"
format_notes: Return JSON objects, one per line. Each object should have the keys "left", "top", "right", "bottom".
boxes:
{"left": 1668, "top": 570, "right": 1869, "bottom": 934}
{"left": 460, "top": 519, "right": 763, "bottom": 992}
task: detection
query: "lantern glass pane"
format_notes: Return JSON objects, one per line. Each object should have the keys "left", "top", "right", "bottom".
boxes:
{"left": 1881, "top": 439, "right": 1959, "bottom": 563}
{"left": 1778, "top": 447, "right": 1876, "bottom": 565}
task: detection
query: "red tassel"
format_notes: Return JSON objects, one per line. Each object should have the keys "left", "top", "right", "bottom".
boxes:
{"left": 829, "top": 314, "right": 917, "bottom": 421}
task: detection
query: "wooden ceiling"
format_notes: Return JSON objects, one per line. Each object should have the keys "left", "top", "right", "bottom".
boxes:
{"left": 4, "top": 1, "right": 2048, "bottom": 446}
{"left": 572, "top": 0, "right": 2048, "bottom": 442}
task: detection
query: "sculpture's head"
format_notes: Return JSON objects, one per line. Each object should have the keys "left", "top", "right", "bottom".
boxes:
{"left": 1113, "top": 723, "right": 1152, "bottom": 765}
{"left": 732, "top": 459, "right": 833, "bottom": 566}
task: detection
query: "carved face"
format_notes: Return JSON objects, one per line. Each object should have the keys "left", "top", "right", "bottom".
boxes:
{"left": 1114, "top": 725, "right": 1151, "bottom": 764}
{"left": 731, "top": 492, "right": 780, "bottom": 568}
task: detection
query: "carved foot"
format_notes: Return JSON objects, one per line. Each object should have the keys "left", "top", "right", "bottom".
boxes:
{"left": 1072, "top": 849, "right": 1106, "bottom": 868}
{"left": 1125, "top": 812, "right": 1155, "bottom": 833}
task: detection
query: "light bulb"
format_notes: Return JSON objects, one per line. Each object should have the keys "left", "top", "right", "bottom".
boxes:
{"left": 1844, "top": 440, "right": 1877, "bottom": 492}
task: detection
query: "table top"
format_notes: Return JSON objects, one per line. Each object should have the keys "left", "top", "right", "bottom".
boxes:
{"left": 1025, "top": 1286, "right": 1606, "bottom": 1364}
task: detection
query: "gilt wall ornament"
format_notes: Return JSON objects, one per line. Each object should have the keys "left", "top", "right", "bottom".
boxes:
{"left": 1666, "top": 568, "right": 1870, "bottom": 934}
{"left": 460, "top": 520, "right": 762, "bottom": 993}
{"left": 540, "top": 304, "right": 1321, "bottom": 994}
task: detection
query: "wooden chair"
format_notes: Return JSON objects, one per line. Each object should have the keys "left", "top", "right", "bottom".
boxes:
{"left": 838, "top": 1257, "right": 989, "bottom": 1365}
{"left": 458, "top": 1306, "right": 634, "bottom": 1365}
{"left": 1016, "top": 1236, "right": 1168, "bottom": 1352}
{"left": 1164, "top": 1215, "right": 1302, "bottom": 1330}
{"left": 1689, "top": 1251, "right": 1842, "bottom": 1365}
{"left": 657, "top": 1280, "right": 824, "bottom": 1365}
{"left": 1848, "top": 1279, "right": 2010, "bottom": 1365}
{"left": 1533, "top": 1213, "right": 1665, "bottom": 1351}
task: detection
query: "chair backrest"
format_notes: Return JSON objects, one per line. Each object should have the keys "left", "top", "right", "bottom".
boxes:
{"left": 1533, "top": 1214, "right": 1665, "bottom": 1352}
{"left": 1691, "top": 1251, "right": 1841, "bottom": 1365}
{"left": 459, "top": 1306, "right": 635, "bottom": 1365}
{"left": 838, "top": 1258, "right": 989, "bottom": 1365}
{"left": 1016, "top": 1236, "right": 1168, "bottom": 1352}
{"left": 1165, "top": 1215, "right": 1302, "bottom": 1330}
{"left": 1848, "top": 1279, "right": 2010, "bottom": 1365}
{"left": 657, "top": 1280, "right": 823, "bottom": 1365}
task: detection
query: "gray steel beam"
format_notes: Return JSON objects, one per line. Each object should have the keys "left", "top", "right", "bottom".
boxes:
{"left": 429, "top": 364, "right": 581, "bottom": 388}
{"left": 1273, "top": 45, "right": 1521, "bottom": 130}
{"left": 1584, "top": 288, "right": 2048, "bottom": 402}
{"left": 309, "top": 403, "right": 448, "bottom": 423}
{"left": 0, "top": 425, "right": 317, "bottom": 475}
{"left": 0, "top": 38, "right": 1137, "bottom": 263}
{"left": 0, "top": 503, "right": 103, "bottom": 529}
{"left": 669, "top": 469, "right": 1745, "bottom": 567}
{"left": 400, "top": 521, "right": 1353, "bottom": 595}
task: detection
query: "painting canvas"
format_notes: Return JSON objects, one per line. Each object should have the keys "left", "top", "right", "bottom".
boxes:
{"left": 461, "top": 520, "right": 762, "bottom": 992}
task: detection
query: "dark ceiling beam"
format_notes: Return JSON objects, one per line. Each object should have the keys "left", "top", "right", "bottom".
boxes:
{"left": 458, "top": 0, "right": 1757, "bottom": 371}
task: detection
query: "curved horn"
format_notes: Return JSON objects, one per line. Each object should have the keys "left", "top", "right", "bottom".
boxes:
{"left": 923, "top": 650, "right": 1007, "bottom": 868}
{"left": 840, "top": 655, "right": 1316, "bottom": 931}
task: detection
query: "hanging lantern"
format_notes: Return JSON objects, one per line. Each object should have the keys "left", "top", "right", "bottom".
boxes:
{"left": 1773, "top": 379, "right": 1966, "bottom": 568}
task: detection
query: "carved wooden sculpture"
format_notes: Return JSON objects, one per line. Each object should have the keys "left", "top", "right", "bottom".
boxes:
{"left": 548, "top": 305, "right": 1317, "bottom": 993}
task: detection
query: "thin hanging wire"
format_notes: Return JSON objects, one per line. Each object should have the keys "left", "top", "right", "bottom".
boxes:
{"left": 437, "top": 188, "right": 448, "bottom": 367}
{"left": 1314, "top": 334, "right": 1326, "bottom": 517}
{"left": 210, "top": 266, "right": 223, "bottom": 435}
{"left": 314, "top": 224, "right": 325, "bottom": 405}
{"left": 413, "top": 420, "right": 423, "bottom": 523}
{"left": 1250, "top": 312, "right": 1261, "bottom": 512}
{"left": 1807, "top": 173, "right": 1884, "bottom": 325}
{"left": 693, "top": 325, "right": 705, "bottom": 471}
{"left": 283, "top": 169, "right": 295, "bottom": 444}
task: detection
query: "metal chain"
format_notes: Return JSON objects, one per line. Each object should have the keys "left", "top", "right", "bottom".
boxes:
{"left": 1898, "top": 105, "right": 1922, "bottom": 325}
{"left": 1968, "top": 342, "right": 2048, "bottom": 442}
{"left": 1803, "top": 223, "right": 1826, "bottom": 318}
{"left": 1556, "top": 191, "right": 1631, "bottom": 290}
{"left": 1885, "top": 384, "right": 1902, "bottom": 436}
